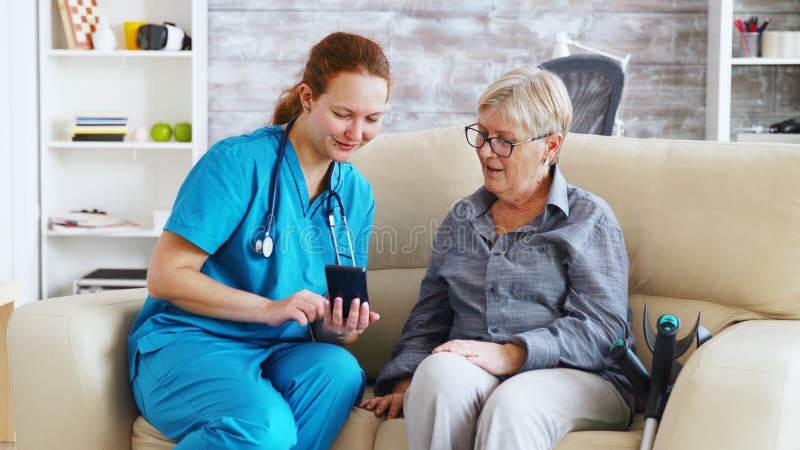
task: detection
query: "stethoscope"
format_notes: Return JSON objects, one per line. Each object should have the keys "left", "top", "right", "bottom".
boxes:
{"left": 254, "top": 116, "right": 357, "bottom": 267}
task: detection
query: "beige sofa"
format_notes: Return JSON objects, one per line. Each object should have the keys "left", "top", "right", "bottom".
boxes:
{"left": 9, "top": 126, "right": 800, "bottom": 450}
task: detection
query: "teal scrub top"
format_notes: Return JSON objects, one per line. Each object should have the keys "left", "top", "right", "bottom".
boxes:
{"left": 128, "top": 125, "right": 375, "bottom": 378}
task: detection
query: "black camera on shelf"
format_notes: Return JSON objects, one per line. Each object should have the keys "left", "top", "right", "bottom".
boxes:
{"left": 137, "top": 22, "right": 192, "bottom": 51}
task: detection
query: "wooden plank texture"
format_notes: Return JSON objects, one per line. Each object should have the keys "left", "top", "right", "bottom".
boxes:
{"left": 206, "top": 1, "right": 800, "bottom": 140}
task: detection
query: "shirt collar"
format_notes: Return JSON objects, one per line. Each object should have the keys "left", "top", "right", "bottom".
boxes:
{"left": 463, "top": 164, "right": 571, "bottom": 222}
{"left": 548, "top": 164, "right": 570, "bottom": 218}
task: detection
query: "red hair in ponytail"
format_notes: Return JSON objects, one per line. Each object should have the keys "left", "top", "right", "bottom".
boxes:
{"left": 271, "top": 32, "right": 391, "bottom": 125}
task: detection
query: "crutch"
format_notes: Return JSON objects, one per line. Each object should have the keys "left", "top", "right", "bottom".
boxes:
{"left": 610, "top": 306, "right": 711, "bottom": 450}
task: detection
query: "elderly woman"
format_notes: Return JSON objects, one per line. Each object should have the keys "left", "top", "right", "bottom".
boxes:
{"left": 360, "top": 67, "right": 634, "bottom": 450}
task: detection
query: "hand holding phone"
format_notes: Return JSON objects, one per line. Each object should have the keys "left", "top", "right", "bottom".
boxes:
{"left": 325, "top": 264, "right": 369, "bottom": 319}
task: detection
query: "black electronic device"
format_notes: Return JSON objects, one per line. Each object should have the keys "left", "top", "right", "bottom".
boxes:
{"left": 72, "top": 268, "right": 147, "bottom": 295}
{"left": 324, "top": 264, "right": 368, "bottom": 318}
{"left": 137, "top": 22, "right": 192, "bottom": 51}
{"left": 769, "top": 118, "right": 800, "bottom": 134}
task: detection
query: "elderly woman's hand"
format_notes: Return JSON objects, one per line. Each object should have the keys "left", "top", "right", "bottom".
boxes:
{"left": 359, "top": 378, "right": 411, "bottom": 419}
{"left": 433, "top": 340, "right": 527, "bottom": 376}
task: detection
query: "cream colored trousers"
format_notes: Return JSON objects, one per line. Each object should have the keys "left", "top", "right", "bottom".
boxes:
{"left": 404, "top": 352, "right": 630, "bottom": 450}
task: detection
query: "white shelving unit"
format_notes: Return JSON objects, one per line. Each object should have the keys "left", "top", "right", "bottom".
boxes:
{"left": 707, "top": 0, "right": 800, "bottom": 141}
{"left": 38, "top": 0, "right": 207, "bottom": 298}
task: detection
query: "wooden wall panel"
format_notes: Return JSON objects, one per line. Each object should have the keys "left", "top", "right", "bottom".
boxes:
{"left": 493, "top": 1, "right": 707, "bottom": 12}
{"left": 205, "top": 1, "right": 800, "bottom": 145}
{"left": 209, "top": 11, "right": 392, "bottom": 62}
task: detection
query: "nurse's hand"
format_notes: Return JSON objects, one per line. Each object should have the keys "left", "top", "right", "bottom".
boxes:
{"left": 265, "top": 289, "right": 328, "bottom": 327}
{"left": 312, "top": 297, "right": 380, "bottom": 345}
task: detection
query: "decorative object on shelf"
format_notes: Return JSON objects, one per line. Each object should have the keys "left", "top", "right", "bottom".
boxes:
{"left": 137, "top": 22, "right": 192, "bottom": 51}
{"left": 72, "top": 114, "right": 128, "bottom": 141}
{"left": 762, "top": 31, "right": 800, "bottom": 58}
{"left": 132, "top": 125, "right": 148, "bottom": 142}
{"left": 57, "top": 0, "right": 100, "bottom": 50}
{"left": 49, "top": 209, "right": 138, "bottom": 233}
{"left": 734, "top": 16, "right": 769, "bottom": 57}
{"left": 91, "top": 15, "right": 116, "bottom": 52}
{"left": 150, "top": 123, "right": 172, "bottom": 142}
{"left": 123, "top": 21, "right": 144, "bottom": 50}
{"left": 174, "top": 122, "right": 192, "bottom": 142}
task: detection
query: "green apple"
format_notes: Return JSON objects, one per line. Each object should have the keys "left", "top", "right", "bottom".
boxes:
{"left": 174, "top": 122, "right": 192, "bottom": 142}
{"left": 150, "top": 123, "right": 172, "bottom": 142}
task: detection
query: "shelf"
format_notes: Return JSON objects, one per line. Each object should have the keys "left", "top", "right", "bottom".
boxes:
{"left": 732, "top": 57, "right": 800, "bottom": 66}
{"left": 735, "top": 133, "right": 800, "bottom": 144}
{"left": 38, "top": 0, "right": 208, "bottom": 298}
{"left": 48, "top": 141, "right": 193, "bottom": 150}
{"left": 706, "top": 0, "right": 800, "bottom": 141}
{"left": 47, "top": 228, "right": 161, "bottom": 238}
{"left": 46, "top": 49, "right": 192, "bottom": 58}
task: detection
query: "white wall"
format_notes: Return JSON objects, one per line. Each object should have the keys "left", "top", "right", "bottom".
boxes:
{"left": 0, "top": 0, "right": 11, "bottom": 280}
{"left": 1, "top": 0, "right": 40, "bottom": 306}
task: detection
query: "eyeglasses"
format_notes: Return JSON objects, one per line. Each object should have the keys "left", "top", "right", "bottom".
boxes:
{"left": 464, "top": 123, "right": 550, "bottom": 158}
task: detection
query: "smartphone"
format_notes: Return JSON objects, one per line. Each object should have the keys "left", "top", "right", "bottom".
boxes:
{"left": 325, "top": 264, "right": 369, "bottom": 318}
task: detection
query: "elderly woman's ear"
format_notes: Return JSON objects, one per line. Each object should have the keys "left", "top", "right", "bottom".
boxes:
{"left": 545, "top": 132, "right": 564, "bottom": 165}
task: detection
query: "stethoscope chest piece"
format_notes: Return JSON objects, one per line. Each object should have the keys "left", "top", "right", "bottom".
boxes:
{"left": 261, "top": 236, "right": 274, "bottom": 258}
{"left": 255, "top": 235, "right": 274, "bottom": 258}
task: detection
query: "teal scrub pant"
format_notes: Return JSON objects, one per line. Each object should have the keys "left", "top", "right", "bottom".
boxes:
{"left": 131, "top": 334, "right": 365, "bottom": 450}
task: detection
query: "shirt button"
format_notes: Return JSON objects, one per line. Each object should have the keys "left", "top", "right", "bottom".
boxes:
{"left": 489, "top": 287, "right": 496, "bottom": 294}
{"left": 491, "top": 327, "right": 499, "bottom": 333}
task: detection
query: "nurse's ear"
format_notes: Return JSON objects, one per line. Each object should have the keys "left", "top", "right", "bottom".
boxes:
{"left": 298, "top": 83, "right": 315, "bottom": 112}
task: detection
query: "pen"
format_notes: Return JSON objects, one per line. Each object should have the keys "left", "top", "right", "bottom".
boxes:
{"left": 734, "top": 17, "right": 745, "bottom": 33}
{"left": 759, "top": 18, "right": 770, "bottom": 33}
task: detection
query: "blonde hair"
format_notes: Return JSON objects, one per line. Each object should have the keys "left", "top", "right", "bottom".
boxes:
{"left": 477, "top": 67, "right": 572, "bottom": 139}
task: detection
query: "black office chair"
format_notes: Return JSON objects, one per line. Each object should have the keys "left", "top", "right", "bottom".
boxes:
{"left": 540, "top": 54, "right": 625, "bottom": 136}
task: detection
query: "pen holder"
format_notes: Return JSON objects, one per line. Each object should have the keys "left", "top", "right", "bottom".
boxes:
{"left": 740, "top": 32, "right": 761, "bottom": 57}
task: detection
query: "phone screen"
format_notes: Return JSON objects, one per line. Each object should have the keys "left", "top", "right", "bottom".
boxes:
{"left": 324, "top": 264, "right": 368, "bottom": 318}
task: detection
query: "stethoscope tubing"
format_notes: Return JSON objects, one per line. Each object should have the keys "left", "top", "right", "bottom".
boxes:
{"left": 263, "top": 116, "right": 296, "bottom": 242}
{"left": 258, "top": 116, "right": 356, "bottom": 266}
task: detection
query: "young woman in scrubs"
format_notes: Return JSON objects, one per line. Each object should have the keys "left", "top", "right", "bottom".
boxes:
{"left": 127, "top": 32, "right": 390, "bottom": 450}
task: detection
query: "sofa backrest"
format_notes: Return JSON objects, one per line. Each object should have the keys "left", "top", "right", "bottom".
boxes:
{"left": 350, "top": 126, "right": 800, "bottom": 376}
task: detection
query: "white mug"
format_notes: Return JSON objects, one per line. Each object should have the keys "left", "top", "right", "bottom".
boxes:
{"left": 761, "top": 31, "right": 781, "bottom": 58}
{"left": 790, "top": 32, "right": 800, "bottom": 58}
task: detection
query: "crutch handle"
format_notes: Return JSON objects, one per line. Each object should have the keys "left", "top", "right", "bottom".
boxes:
{"left": 610, "top": 339, "right": 650, "bottom": 401}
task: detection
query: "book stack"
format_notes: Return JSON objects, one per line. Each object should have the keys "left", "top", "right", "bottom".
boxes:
{"left": 72, "top": 114, "right": 128, "bottom": 141}
{"left": 49, "top": 210, "right": 138, "bottom": 234}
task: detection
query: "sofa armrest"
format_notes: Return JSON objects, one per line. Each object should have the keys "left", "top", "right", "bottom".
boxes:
{"left": 9, "top": 288, "right": 147, "bottom": 450}
{"left": 654, "top": 320, "right": 800, "bottom": 450}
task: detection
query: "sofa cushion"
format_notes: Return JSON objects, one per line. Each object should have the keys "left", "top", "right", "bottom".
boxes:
{"left": 368, "top": 414, "right": 646, "bottom": 450}
{"left": 132, "top": 416, "right": 173, "bottom": 450}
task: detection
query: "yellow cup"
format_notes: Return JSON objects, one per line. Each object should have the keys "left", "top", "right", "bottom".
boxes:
{"left": 124, "top": 21, "right": 144, "bottom": 50}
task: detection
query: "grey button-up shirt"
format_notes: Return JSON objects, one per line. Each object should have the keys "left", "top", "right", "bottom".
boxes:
{"left": 374, "top": 165, "right": 634, "bottom": 410}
